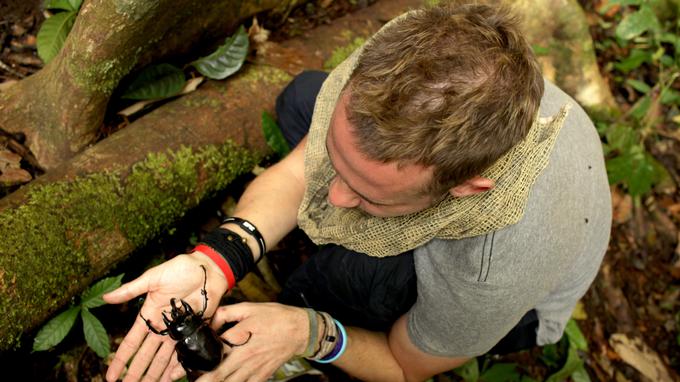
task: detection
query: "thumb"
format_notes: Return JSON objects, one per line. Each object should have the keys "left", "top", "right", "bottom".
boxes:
{"left": 102, "top": 271, "right": 153, "bottom": 304}
{"left": 211, "top": 302, "right": 252, "bottom": 327}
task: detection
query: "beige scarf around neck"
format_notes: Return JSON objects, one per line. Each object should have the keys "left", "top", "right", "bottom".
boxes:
{"left": 297, "top": 14, "right": 571, "bottom": 258}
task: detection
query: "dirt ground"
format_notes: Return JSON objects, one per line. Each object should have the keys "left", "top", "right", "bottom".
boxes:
{"left": 0, "top": 0, "right": 679, "bottom": 381}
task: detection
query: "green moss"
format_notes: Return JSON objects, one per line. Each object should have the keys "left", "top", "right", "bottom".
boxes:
{"left": 423, "top": 0, "right": 441, "bottom": 7}
{"left": 240, "top": 66, "right": 293, "bottom": 87}
{"left": 0, "top": 141, "right": 259, "bottom": 350}
{"left": 323, "top": 37, "right": 366, "bottom": 71}
{"left": 181, "top": 96, "right": 223, "bottom": 109}
{"left": 69, "top": 57, "right": 137, "bottom": 94}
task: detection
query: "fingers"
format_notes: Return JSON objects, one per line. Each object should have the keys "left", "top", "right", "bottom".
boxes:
{"left": 104, "top": 270, "right": 154, "bottom": 304}
{"left": 123, "top": 333, "right": 165, "bottom": 382}
{"left": 141, "top": 339, "right": 176, "bottom": 382}
{"left": 107, "top": 318, "right": 150, "bottom": 382}
{"left": 211, "top": 303, "right": 251, "bottom": 327}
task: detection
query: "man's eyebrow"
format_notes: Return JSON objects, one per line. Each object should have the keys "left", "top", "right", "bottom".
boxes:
{"left": 325, "top": 139, "right": 391, "bottom": 206}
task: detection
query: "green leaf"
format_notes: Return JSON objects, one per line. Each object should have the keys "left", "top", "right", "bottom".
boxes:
{"left": 121, "top": 64, "right": 185, "bottom": 100}
{"left": 659, "top": 54, "right": 675, "bottom": 67}
{"left": 82, "top": 308, "right": 110, "bottom": 358}
{"left": 36, "top": 11, "right": 76, "bottom": 63}
{"left": 661, "top": 88, "right": 680, "bottom": 105}
{"left": 44, "top": 0, "right": 81, "bottom": 11}
{"left": 614, "top": 49, "right": 651, "bottom": 73}
{"left": 571, "top": 365, "right": 592, "bottom": 382}
{"left": 607, "top": 146, "right": 662, "bottom": 196}
{"left": 545, "top": 346, "right": 583, "bottom": 382}
{"left": 262, "top": 111, "right": 291, "bottom": 157}
{"left": 565, "top": 319, "right": 588, "bottom": 351}
{"left": 480, "top": 363, "right": 520, "bottom": 382}
{"left": 605, "top": 124, "right": 637, "bottom": 152}
{"left": 540, "top": 343, "right": 561, "bottom": 368}
{"left": 615, "top": 5, "right": 661, "bottom": 40}
{"left": 33, "top": 306, "right": 80, "bottom": 351}
{"left": 626, "top": 79, "right": 651, "bottom": 94}
{"left": 452, "top": 358, "right": 479, "bottom": 382}
{"left": 630, "top": 94, "right": 652, "bottom": 121}
{"left": 531, "top": 45, "right": 550, "bottom": 56}
{"left": 81, "top": 274, "right": 124, "bottom": 309}
{"left": 191, "top": 25, "right": 249, "bottom": 80}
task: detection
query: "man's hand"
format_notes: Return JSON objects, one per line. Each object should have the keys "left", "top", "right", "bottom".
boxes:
{"left": 103, "top": 252, "right": 229, "bottom": 382}
{"left": 164, "top": 302, "right": 309, "bottom": 382}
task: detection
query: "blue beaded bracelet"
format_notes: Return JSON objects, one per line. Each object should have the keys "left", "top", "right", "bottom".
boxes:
{"left": 316, "top": 319, "right": 347, "bottom": 363}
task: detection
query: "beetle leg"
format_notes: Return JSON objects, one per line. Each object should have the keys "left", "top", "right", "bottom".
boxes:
{"left": 140, "top": 312, "right": 169, "bottom": 336}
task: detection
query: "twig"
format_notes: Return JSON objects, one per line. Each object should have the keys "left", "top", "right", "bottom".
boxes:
{"left": 0, "top": 58, "right": 26, "bottom": 79}
{"left": 0, "top": 128, "right": 44, "bottom": 173}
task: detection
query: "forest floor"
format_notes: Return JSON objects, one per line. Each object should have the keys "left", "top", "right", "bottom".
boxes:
{"left": 0, "top": 0, "right": 679, "bottom": 381}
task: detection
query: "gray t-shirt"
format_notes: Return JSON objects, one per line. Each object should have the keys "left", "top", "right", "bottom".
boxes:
{"left": 407, "top": 80, "right": 612, "bottom": 357}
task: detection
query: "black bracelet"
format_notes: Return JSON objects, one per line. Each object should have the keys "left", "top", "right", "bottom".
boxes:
{"left": 199, "top": 228, "right": 255, "bottom": 282}
{"left": 222, "top": 217, "right": 266, "bottom": 263}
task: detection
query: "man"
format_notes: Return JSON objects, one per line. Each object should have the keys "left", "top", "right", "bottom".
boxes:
{"left": 103, "top": 3, "right": 611, "bottom": 382}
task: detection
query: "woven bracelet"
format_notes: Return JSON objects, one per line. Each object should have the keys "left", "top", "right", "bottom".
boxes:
{"left": 222, "top": 217, "right": 266, "bottom": 262}
{"left": 302, "top": 308, "right": 319, "bottom": 357}
{"left": 316, "top": 319, "right": 347, "bottom": 363}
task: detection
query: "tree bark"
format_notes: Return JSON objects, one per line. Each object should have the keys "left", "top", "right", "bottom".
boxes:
{"left": 507, "top": 0, "right": 620, "bottom": 119}
{"left": 0, "top": 0, "right": 423, "bottom": 352}
{"left": 0, "top": 0, "right": 300, "bottom": 170}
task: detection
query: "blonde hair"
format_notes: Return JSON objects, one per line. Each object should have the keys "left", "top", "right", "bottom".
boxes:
{"left": 347, "top": 2, "right": 544, "bottom": 195}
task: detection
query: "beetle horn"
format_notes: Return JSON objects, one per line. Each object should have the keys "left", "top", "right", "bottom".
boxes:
{"left": 181, "top": 299, "right": 195, "bottom": 315}
{"left": 162, "top": 312, "right": 172, "bottom": 327}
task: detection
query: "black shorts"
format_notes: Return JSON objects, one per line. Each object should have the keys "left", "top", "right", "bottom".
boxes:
{"left": 274, "top": 71, "right": 538, "bottom": 355}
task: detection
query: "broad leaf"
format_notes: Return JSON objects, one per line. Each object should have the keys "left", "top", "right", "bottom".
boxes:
{"left": 45, "top": 0, "right": 82, "bottom": 11}
{"left": 571, "top": 365, "right": 592, "bottom": 382}
{"left": 81, "top": 274, "right": 124, "bottom": 309}
{"left": 33, "top": 306, "right": 80, "bottom": 351}
{"left": 605, "top": 124, "right": 637, "bottom": 152}
{"left": 614, "top": 49, "right": 651, "bottom": 73}
{"left": 191, "top": 25, "right": 249, "bottom": 80}
{"left": 37, "top": 11, "right": 77, "bottom": 63}
{"left": 626, "top": 79, "right": 651, "bottom": 94}
{"left": 615, "top": 5, "right": 661, "bottom": 40}
{"left": 629, "top": 95, "right": 652, "bottom": 121}
{"left": 452, "top": 358, "right": 479, "bottom": 382}
{"left": 565, "top": 319, "right": 588, "bottom": 351}
{"left": 262, "top": 111, "right": 291, "bottom": 157}
{"left": 607, "top": 146, "right": 661, "bottom": 196}
{"left": 545, "top": 346, "right": 583, "bottom": 382}
{"left": 82, "top": 308, "right": 110, "bottom": 358}
{"left": 480, "top": 363, "right": 520, "bottom": 382}
{"left": 661, "top": 88, "right": 680, "bottom": 105}
{"left": 121, "top": 64, "right": 185, "bottom": 100}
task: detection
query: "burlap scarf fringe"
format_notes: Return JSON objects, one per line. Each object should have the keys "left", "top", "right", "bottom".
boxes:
{"left": 297, "top": 16, "right": 571, "bottom": 258}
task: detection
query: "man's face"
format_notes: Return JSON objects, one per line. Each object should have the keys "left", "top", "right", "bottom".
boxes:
{"left": 325, "top": 91, "right": 440, "bottom": 218}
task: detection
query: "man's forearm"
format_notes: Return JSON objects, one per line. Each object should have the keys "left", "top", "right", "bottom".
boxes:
{"left": 220, "top": 138, "right": 307, "bottom": 260}
{"left": 333, "top": 327, "right": 408, "bottom": 382}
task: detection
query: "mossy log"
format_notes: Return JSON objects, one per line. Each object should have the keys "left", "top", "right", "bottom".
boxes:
{"left": 0, "top": 0, "right": 302, "bottom": 170}
{"left": 0, "top": 0, "right": 424, "bottom": 352}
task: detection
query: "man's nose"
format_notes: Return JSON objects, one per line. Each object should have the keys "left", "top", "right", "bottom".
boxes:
{"left": 327, "top": 176, "right": 360, "bottom": 208}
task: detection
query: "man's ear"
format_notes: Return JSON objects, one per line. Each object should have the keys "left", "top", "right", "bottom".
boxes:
{"left": 449, "top": 176, "right": 495, "bottom": 198}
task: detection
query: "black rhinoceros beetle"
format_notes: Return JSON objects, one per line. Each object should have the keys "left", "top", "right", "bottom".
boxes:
{"left": 140, "top": 265, "right": 228, "bottom": 374}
